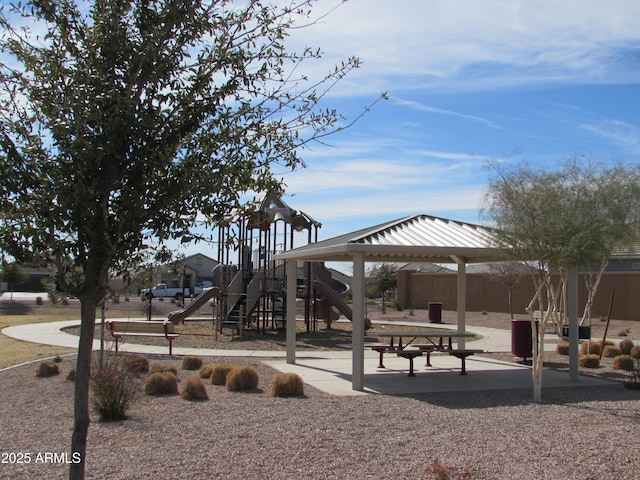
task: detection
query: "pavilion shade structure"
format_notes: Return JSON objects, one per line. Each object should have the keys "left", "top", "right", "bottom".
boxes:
{"left": 274, "top": 214, "right": 507, "bottom": 265}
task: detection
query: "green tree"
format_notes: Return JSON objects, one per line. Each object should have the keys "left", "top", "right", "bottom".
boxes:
{"left": 0, "top": 1, "right": 382, "bottom": 477}
{"left": 368, "top": 263, "right": 397, "bottom": 313}
{"left": 483, "top": 156, "right": 640, "bottom": 402}
{"left": 0, "top": 261, "right": 27, "bottom": 300}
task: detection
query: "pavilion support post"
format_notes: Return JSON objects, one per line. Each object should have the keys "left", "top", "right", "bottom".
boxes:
{"left": 568, "top": 268, "right": 579, "bottom": 382}
{"left": 286, "top": 259, "right": 298, "bottom": 364}
{"left": 456, "top": 260, "right": 467, "bottom": 349}
{"left": 352, "top": 252, "right": 365, "bottom": 391}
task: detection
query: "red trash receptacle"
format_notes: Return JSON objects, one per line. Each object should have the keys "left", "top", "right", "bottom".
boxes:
{"left": 428, "top": 302, "right": 442, "bottom": 323}
{"left": 511, "top": 318, "right": 537, "bottom": 361}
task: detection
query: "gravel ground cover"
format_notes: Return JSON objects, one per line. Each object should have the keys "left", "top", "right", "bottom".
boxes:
{"left": 1, "top": 305, "right": 639, "bottom": 479}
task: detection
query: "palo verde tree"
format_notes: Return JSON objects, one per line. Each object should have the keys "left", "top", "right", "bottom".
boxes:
{"left": 368, "top": 263, "right": 397, "bottom": 314}
{"left": 483, "top": 156, "right": 640, "bottom": 402}
{"left": 0, "top": 1, "right": 383, "bottom": 478}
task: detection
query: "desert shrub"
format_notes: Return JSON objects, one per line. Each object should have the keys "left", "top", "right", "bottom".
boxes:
{"left": 630, "top": 346, "right": 640, "bottom": 360}
{"left": 149, "top": 363, "right": 178, "bottom": 375}
{"left": 36, "top": 361, "right": 60, "bottom": 378}
{"left": 423, "top": 457, "right": 478, "bottom": 480}
{"left": 619, "top": 338, "right": 634, "bottom": 355}
{"left": 210, "top": 363, "right": 234, "bottom": 385}
{"left": 91, "top": 354, "right": 140, "bottom": 421}
{"left": 123, "top": 354, "right": 149, "bottom": 374}
{"left": 579, "top": 354, "right": 600, "bottom": 368}
{"left": 199, "top": 365, "right": 213, "bottom": 379}
{"left": 180, "top": 376, "right": 209, "bottom": 401}
{"left": 52, "top": 355, "right": 62, "bottom": 363}
{"left": 66, "top": 369, "right": 76, "bottom": 381}
{"left": 270, "top": 373, "right": 304, "bottom": 397}
{"left": 602, "top": 345, "right": 622, "bottom": 358}
{"left": 145, "top": 372, "right": 178, "bottom": 396}
{"left": 580, "top": 341, "right": 613, "bottom": 356}
{"left": 226, "top": 366, "right": 259, "bottom": 392}
{"left": 182, "top": 356, "right": 203, "bottom": 371}
{"left": 612, "top": 355, "right": 636, "bottom": 371}
{"left": 555, "top": 343, "right": 570, "bottom": 355}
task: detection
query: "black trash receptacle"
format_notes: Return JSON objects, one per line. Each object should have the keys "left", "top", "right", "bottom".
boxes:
{"left": 428, "top": 302, "right": 442, "bottom": 323}
{"left": 511, "top": 318, "right": 537, "bottom": 361}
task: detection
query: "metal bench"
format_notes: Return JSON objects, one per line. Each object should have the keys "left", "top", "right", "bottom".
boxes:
{"left": 448, "top": 349, "right": 483, "bottom": 375}
{"left": 107, "top": 320, "right": 178, "bottom": 354}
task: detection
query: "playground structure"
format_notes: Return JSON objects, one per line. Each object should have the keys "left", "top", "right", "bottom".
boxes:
{"left": 168, "top": 196, "right": 370, "bottom": 334}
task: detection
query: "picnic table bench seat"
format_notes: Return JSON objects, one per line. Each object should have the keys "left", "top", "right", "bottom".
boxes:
{"left": 448, "top": 349, "right": 483, "bottom": 375}
{"left": 107, "top": 320, "right": 178, "bottom": 355}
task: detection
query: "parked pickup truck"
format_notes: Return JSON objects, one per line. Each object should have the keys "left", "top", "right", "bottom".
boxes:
{"left": 140, "top": 284, "right": 197, "bottom": 301}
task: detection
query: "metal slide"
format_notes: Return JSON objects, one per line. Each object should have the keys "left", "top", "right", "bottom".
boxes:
{"left": 313, "top": 277, "right": 373, "bottom": 329}
{"left": 167, "top": 287, "right": 220, "bottom": 324}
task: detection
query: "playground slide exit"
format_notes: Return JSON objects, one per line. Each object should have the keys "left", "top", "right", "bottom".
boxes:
{"left": 167, "top": 287, "right": 220, "bottom": 324}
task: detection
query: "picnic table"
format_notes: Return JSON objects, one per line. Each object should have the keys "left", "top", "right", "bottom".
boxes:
{"left": 371, "top": 330, "right": 479, "bottom": 375}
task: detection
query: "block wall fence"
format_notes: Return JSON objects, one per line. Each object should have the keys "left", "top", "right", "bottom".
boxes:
{"left": 396, "top": 271, "right": 640, "bottom": 321}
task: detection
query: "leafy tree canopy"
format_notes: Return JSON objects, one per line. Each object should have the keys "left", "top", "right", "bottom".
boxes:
{"left": 483, "top": 156, "right": 640, "bottom": 272}
{"left": 0, "top": 2, "right": 382, "bottom": 477}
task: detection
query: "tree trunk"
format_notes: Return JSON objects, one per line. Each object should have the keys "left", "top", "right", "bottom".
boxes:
{"left": 69, "top": 293, "right": 98, "bottom": 479}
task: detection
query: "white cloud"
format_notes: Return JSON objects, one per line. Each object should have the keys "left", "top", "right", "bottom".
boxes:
{"left": 580, "top": 119, "right": 640, "bottom": 155}
{"left": 285, "top": 0, "right": 640, "bottom": 94}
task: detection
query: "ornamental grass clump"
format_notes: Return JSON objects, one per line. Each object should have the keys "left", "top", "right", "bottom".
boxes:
{"left": 579, "top": 354, "right": 600, "bottom": 369}
{"left": 123, "top": 354, "right": 149, "bottom": 374}
{"left": 145, "top": 371, "right": 178, "bottom": 396}
{"left": 180, "top": 376, "right": 209, "bottom": 401}
{"left": 580, "top": 340, "right": 613, "bottom": 356}
{"left": 199, "top": 365, "right": 213, "bottom": 379}
{"left": 555, "top": 343, "right": 569, "bottom": 355}
{"left": 270, "top": 373, "right": 304, "bottom": 397}
{"left": 619, "top": 338, "right": 634, "bottom": 355}
{"left": 36, "top": 361, "right": 60, "bottom": 378}
{"left": 612, "top": 355, "right": 635, "bottom": 372}
{"left": 182, "top": 355, "right": 203, "bottom": 370}
{"left": 631, "top": 346, "right": 640, "bottom": 360}
{"left": 226, "top": 366, "right": 259, "bottom": 392}
{"left": 210, "top": 363, "right": 234, "bottom": 385}
{"left": 602, "top": 345, "right": 622, "bottom": 358}
{"left": 91, "top": 353, "right": 140, "bottom": 421}
{"left": 149, "top": 363, "right": 178, "bottom": 375}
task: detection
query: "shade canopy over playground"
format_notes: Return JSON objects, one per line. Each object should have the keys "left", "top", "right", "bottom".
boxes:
{"left": 274, "top": 214, "right": 510, "bottom": 391}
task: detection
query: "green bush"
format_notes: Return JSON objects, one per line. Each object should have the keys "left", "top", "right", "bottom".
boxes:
{"left": 180, "top": 377, "right": 209, "bottom": 401}
{"left": 36, "top": 361, "right": 60, "bottom": 378}
{"left": 181, "top": 356, "right": 203, "bottom": 371}
{"left": 210, "top": 363, "right": 234, "bottom": 385}
{"left": 270, "top": 373, "right": 304, "bottom": 397}
{"left": 91, "top": 354, "right": 140, "bottom": 421}
{"left": 226, "top": 366, "right": 259, "bottom": 392}
{"left": 145, "top": 372, "right": 178, "bottom": 396}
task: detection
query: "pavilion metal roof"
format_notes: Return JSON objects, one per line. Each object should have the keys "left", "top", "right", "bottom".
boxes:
{"left": 274, "top": 214, "right": 507, "bottom": 264}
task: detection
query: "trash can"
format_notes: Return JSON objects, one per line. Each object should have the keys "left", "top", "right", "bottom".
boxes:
{"left": 428, "top": 302, "right": 442, "bottom": 323}
{"left": 511, "top": 318, "right": 537, "bottom": 361}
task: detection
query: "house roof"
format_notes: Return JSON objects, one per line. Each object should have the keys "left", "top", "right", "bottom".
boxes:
{"left": 274, "top": 214, "right": 507, "bottom": 264}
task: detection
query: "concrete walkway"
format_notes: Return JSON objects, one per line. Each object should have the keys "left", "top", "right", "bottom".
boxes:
{"left": 2, "top": 318, "right": 615, "bottom": 395}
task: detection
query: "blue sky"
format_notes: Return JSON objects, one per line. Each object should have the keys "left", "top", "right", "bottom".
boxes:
{"left": 257, "top": 0, "right": 640, "bottom": 245}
